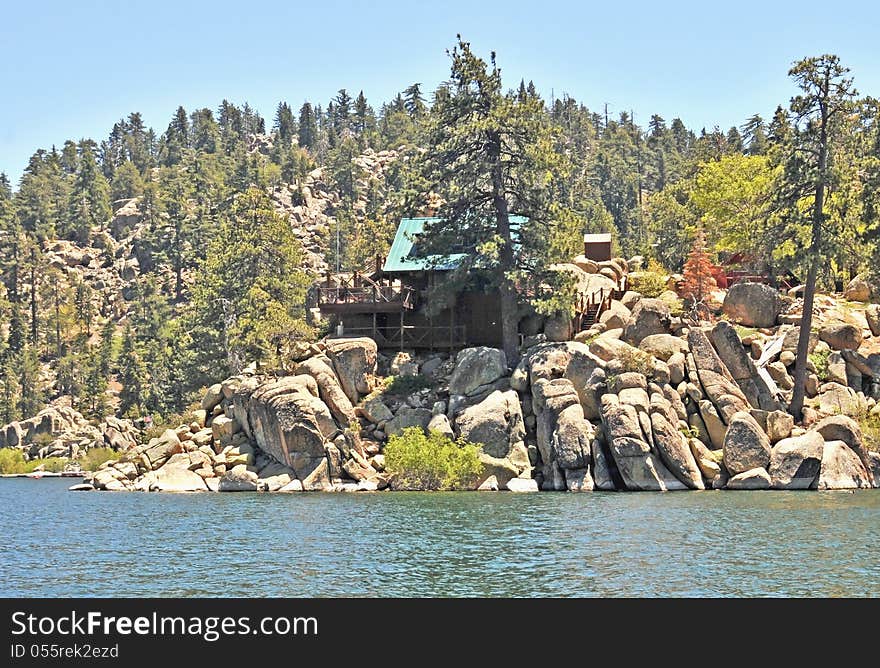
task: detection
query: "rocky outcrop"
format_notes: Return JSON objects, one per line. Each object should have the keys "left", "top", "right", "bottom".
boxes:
{"left": 688, "top": 328, "right": 750, "bottom": 422}
{"left": 622, "top": 299, "right": 671, "bottom": 346}
{"left": 532, "top": 379, "right": 595, "bottom": 489}
{"left": 722, "top": 282, "right": 782, "bottom": 328}
{"left": 768, "top": 432, "right": 824, "bottom": 489}
{"left": 296, "top": 356, "right": 357, "bottom": 426}
{"left": 325, "top": 337, "right": 377, "bottom": 404}
{"left": 819, "top": 323, "right": 862, "bottom": 351}
{"left": 813, "top": 415, "right": 875, "bottom": 487}
{"left": 817, "top": 441, "right": 872, "bottom": 490}
{"left": 722, "top": 411, "right": 771, "bottom": 476}
{"left": 239, "top": 375, "right": 337, "bottom": 480}
{"left": 0, "top": 406, "right": 130, "bottom": 461}
{"left": 448, "top": 347, "right": 508, "bottom": 396}
{"left": 455, "top": 390, "right": 526, "bottom": 461}
{"left": 600, "top": 394, "right": 685, "bottom": 491}
{"left": 649, "top": 409, "right": 704, "bottom": 489}
{"left": 709, "top": 321, "right": 781, "bottom": 411}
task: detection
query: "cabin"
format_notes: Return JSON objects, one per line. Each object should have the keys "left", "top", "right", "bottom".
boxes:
{"left": 317, "top": 217, "right": 527, "bottom": 349}
{"left": 583, "top": 233, "right": 613, "bottom": 262}
{"left": 317, "top": 217, "right": 625, "bottom": 350}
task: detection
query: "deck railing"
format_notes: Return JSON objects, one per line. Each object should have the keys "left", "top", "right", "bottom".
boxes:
{"left": 317, "top": 284, "right": 415, "bottom": 308}
{"left": 338, "top": 325, "right": 467, "bottom": 350}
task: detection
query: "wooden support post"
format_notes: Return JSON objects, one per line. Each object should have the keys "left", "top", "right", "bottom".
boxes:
{"left": 372, "top": 312, "right": 377, "bottom": 343}
{"left": 400, "top": 309, "right": 405, "bottom": 352}
{"left": 450, "top": 307, "right": 455, "bottom": 350}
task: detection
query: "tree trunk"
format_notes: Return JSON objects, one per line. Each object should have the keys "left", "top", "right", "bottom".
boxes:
{"left": 490, "top": 137, "right": 520, "bottom": 367}
{"left": 29, "top": 248, "right": 38, "bottom": 346}
{"left": 789, "top": 110, "right": 828, "bottom": 422}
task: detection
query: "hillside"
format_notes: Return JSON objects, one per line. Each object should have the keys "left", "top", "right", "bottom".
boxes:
{"left": 0, "top": 44, "right": 878, "bottom": 470}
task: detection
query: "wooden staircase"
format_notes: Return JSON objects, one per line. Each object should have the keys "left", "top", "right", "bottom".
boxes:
{"left": 579, "top": 302, "right": 603, "bottom": 330}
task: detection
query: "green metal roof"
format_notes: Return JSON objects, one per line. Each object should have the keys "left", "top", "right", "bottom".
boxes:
{"left": 382, "top": 216, "right": 528, "bottom": 273}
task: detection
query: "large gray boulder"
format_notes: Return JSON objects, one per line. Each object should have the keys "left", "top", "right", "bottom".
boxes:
{"left": 152, "top": 461, "right": 209, "bottom": 492}
{"left": 448, "top": 347, "right": 507, "bottom": 396}
{"left": 768, "top": 432, "right": 824, "bottom": 489}
{"left": 817, "top": 441, "right": 872, "bottom": 490}
{"left": 385, "top": 407, "right": 433, "bottom": 437}
{"left": 622, "top": 299, "right": 671, "bottom": 346}
{"left": 532, "top": 379, "right": 594, "bottom": 471}
{"left": 600, "top": 395, "right": 685, "bottom": 491}
{"left": 709, "top": 321, "right": 781, "bottom": 411}
{"left": 638, "top": 334, "right": 687, "bottom": 361}
{"left": 598, "top": 301, "right": 631, "bottom": 330}
{"left": 218, "top": 464, "right": 259, "bottom": 492}
{"left": 138, "top": 429, "right": 183, "bottom": 470}
{"left": 722, "top": 282, "right": 782, "bottom": 328}
{"left": 813, "top": 415, "right": 874, "bottom": 487}
{"left": 726, "top": 467, "right": 771, "bottom": 490}
{"left": 455, "top": 390, "right": 525, "bottom": 460}
{"left": 297, "top": 356, "right": 357, "bottom": 426}
{"left": 843, "top": 275, "right": 872, "bottom": 302}
{"left": 819, "top": 323, "right": 862, "bottom": 351}
{"left": 526, "top": 342, "right": 605, "bottom": 420}
{"left": 722, "top": 411, "right": 771, "bottom": 476}
{"left": 688, "top": 328, "right": 751, "bottom": 422}
{"left": 325, "top": 337, "right": 377, "bottom": 404}
{"left": 649, "top": 410, "right": 705, "bottom": 489}
{"left": 243, "top": 375, "right": 337, "bottom": 481}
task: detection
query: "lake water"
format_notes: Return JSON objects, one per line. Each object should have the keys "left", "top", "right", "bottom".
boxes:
{"left": 2, "top": 478, "right": 879, "bottom": 597}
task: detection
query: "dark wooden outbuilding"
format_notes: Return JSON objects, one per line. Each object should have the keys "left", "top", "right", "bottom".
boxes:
{"left": 583, "top": 233, "right": 612, "bottom": 262}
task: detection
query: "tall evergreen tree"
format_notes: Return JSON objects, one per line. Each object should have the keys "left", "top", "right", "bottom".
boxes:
{"left": 414, "top": 38, "right": 574, "bottom": 364}
{"left": 274, "top": 102, "right": 297, "bottom": 142}
{"left": 298, "top": 102, "right": 318, "bottom": 149}
{"left": 66, "top": 141, "right": 111, "bottom": 242}
{"left": 779, "top": 55, "right": 858, "bottom": 420}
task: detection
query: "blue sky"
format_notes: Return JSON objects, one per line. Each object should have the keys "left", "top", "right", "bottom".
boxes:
{"left": 2, "top": 0, "right": 878, "bottom": 184}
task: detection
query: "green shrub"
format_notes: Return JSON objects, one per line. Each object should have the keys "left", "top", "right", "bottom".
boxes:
{"left": 617, "top": 346, "right": 654, "bottom": 376}
{"left": 0, "top": 449, "right": 27, "bottom": 474}
{"left": 28, "top": 457, "right": 67, "bottom": 473}
{"left": 0, "top": 450, "right": 68, "bottom": 474}
{"left": 855, "top": 409, "right": 880, "bottom": 453}
{"left": 81, "top": 447, "right": 122, "bottom": 471}
{"left": 810, "top": 348, "right": 831, "bottom": 382}
{"left": 381, "top": 374, "right": 432, "bottom": 398}
{"left": 384, "top": 427, "right": 483, "bottom": 490}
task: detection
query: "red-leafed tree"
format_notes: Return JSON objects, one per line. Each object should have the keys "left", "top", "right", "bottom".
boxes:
{"left": 680, "top": 226, "right": 716, "bottom": 305}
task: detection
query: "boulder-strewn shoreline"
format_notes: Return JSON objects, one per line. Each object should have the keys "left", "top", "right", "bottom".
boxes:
{"left": 69, "top": 279, "right": 880, "bottom": 493}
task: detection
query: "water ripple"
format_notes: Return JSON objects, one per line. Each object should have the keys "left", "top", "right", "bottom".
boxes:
{"left": 1, "top": 480, "right": 878, "bottom": 597}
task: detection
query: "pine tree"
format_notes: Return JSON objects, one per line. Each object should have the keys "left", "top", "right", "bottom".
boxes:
{"left": 403, "top": 83, "right": 426, "bottom": 118}
{"left": 781, "top": 55, "right": 858, "bottom": 420}
{"left": 160, "top": 106, "right": 190, "bottom": 166}
{"left": 17, "top": 344, "right": 45, "bottom": 418}
{"left": 415, "top": 37, "right": 574, "bottom": 364}
{"left": 66, "top": 141, "right": 111, "bottom": 243}
{"left": 354, "top": 91, "right": 374, "bottom": 135}
{"left": 110, "top": 160, "right": 145, "bottom": 201}
{"left": 333, "top": 89, "right": 352, "bottom": 136}
{"left": 298, "top": 102, "right": 317, "bottom": 149}
{"left": 741, "top": 114, "right": 769, "bottom": 155}
{"left": 274, "top": 102, "right": 297, "bottom": 142}
{"left": 188, "top": 187, "right": 313, "bottom": 375}
{"left": 117, "top": 322, "right": 147, "bottom": 417}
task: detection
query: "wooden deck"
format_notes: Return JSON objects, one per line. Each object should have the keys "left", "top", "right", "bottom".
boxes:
{"left": 317, "top": 273, "right": 415, "bottom": 315}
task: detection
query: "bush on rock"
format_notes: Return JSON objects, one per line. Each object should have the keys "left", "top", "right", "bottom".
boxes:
{"left": 384, "top": 427, "right": 482, "bottom": 491}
